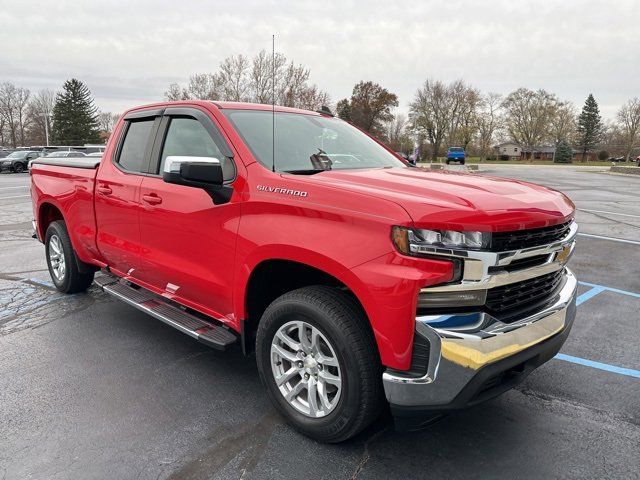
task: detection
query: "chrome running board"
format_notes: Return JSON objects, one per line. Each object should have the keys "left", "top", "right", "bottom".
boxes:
{"left": 95, "top": 274, "right": 237, "bottom": 350}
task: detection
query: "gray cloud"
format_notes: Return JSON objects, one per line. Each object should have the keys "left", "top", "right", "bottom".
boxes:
{"left": 1, "top": 0, "right": 637, "bottom": 118}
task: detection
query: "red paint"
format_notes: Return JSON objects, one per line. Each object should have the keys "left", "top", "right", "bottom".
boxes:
{"left": 30, "top": 100, "right": 575, "bottom": 370}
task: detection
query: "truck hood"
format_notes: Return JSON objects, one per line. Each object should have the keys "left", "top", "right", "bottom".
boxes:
{"left": 297, "top": 167, "right": 574, "bottom": 232}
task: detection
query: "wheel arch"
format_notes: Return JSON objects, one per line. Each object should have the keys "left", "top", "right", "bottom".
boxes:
{"left": 237, "top": 248, "right": 376, "bottom": 356}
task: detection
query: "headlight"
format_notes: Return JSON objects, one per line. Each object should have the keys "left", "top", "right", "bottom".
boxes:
{"left": 392, "top": 226, "right": 491, "bottom": 255}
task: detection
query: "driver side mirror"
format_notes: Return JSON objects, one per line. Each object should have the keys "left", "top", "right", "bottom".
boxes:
{"left": 163, "top": 156, "right": 232, "bottom": 204}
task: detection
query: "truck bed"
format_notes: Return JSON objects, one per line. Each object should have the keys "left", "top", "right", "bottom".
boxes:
{"left": 31, "top": 160, "right": 102, "bottom": 267}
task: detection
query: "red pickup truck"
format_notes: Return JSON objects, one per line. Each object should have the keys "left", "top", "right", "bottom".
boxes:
{"left": 30, "top": 101, "right": 577, "bottom": 442}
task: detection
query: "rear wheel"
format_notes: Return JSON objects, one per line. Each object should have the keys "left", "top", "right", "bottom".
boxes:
{"left": 256, "top": 286, "right": 384, "bottom": 443}
{"left": 45, "top": 220, "right": 94, "bottom": 293}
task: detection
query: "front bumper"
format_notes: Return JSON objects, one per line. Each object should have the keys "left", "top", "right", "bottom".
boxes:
{"left": 383, "top": 267, "right": 577, "bottom": 425}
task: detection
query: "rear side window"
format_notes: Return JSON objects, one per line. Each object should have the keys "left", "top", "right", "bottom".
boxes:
{"left": 118, "top": 119, "right": 155, "bottom": 172}
{"left": 160, "top": 117, "right": 234, "bottom": 181}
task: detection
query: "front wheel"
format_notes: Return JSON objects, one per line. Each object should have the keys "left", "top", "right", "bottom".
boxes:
{"left": 256, "top": 286, "right": 384, "bottom": 443}
{"left": 13, "top": 163, "right": 24, "bottom": 173}
{"left": 45, "top": 220, "right": 94, "bottom": 293}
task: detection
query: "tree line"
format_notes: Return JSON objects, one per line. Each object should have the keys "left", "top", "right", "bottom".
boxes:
{"left": 0, "top": 79, "right": 119, "bottom": 148}
{"left": 166, "top": 51, "right": 640, "bottom": 162}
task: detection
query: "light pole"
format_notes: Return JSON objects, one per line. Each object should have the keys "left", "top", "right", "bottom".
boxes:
{"left": 40, "top": 112, "right": 50, "bottom": 146}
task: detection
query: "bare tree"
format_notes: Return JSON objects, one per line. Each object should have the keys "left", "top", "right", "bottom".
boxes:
{"left": 165, "top": 50, "right": 330, "bottom": 110}
{"left": 550, "top": 101, "right": 577, "bottom": 144}
{"left": 217, "top": 55, "right": 250, "bottom": 101}
{"left": 448, "top": 82, "right": 481, "bottom": 149}
{"left": 476, "top": 92, "right": 502, "bottom": 160}
{"left": 165, "top": 83, "right": 190, "bottom": 101}
{"left": 409, "top": 79, "right": 457, "bottom": 160}
{"left": 26, "top": 89, "right": 55, "bottom": 145}
{"left": 502, "top": 88, "right": 558, "bottom": 159}
{"left": 0, "top": 82, "right": 30, "bottom": 147}
{"left": 617, "top": 97, "right": 640, "bottom": 161}
{"left": 98, "top": 112, "right": 120, "bottom": 135}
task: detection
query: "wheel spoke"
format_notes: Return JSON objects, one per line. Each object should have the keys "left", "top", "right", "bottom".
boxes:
{"left": 299, "top": 322, "right": 312, "bottom": 354}
{"left": 317, "top": 379, "right": 332, "bottom": 410}
{"left": 284, "top": 378, "right": 305, "bottom": 402}
{"left": 271, "top": 343, "right": 298, "bottom": 363}
{"left": 316, "top": 352, "right": 339, "bottom": 367}
{"left": 276, "top": 329, "right": 301, "bottom": 352}
{"left": 307, "top": 378, "right": 319, "bottom": 416}
{"left": 275, "top": 366, "right": 300, "bottom": 386}
{"left": 318, "top": 369, "right": 341, "bottom": 387}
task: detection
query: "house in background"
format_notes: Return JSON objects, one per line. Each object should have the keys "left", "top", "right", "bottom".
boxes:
{"left": 520, "top": 145, "right": 556, "bottom": 160}
{"left": 493, "top": 142, "right": 521, "bottom": 160}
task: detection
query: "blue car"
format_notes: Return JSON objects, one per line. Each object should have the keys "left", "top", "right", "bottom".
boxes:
{"left": 446, "top": 147, "right": 466, "bottom": 165}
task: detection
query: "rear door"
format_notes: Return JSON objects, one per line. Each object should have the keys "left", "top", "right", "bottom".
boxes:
{"left": 136, "top": 107, "right": 241, "bottom": 321}
{"left": 94, "top": 109, "right": 162, "bottom": 278}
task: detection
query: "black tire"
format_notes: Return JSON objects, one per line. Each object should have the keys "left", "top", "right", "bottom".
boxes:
{"left": 13, "top": 163, "right": 24, "bottom": 173}
{"left": 45, "top": 220, "right": 94, "bottom": 293}
{"left": 256, "top": 286, "right": 384, "bottom": 443}
{"left": 445, "top": 160, "right": 450, "bottom": 165}
{"left": 461, "top": 160, "right": 465, "bottom": 165}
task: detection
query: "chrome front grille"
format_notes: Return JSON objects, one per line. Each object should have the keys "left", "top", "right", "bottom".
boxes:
{"left": 485, "top": 269, "right": 564, "bottom": 319}
{"left": 490, "top": 221, "right": 572, "bottom": 252}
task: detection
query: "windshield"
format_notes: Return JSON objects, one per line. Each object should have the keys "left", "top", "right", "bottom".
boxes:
{"left": 223, "top": 110, "right": 405, "bottom": 173}
{"left": 449, "top": 147, "right": 464, "bottom": 152}
{"left": 45, "top": 152, "right": 66, "bottom": 157}
{"left": 7, "top": 151, "right": 29, "bottom": 159}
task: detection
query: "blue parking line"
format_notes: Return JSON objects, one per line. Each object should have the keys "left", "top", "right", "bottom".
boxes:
{"left": 555, "top": 353, "right": 640, "bottom": 379}
{"left": 576, "top": 285, "right": 606, "bottom": 306}
{"left": 578, "top": 281, "right": 640, "bottom": 299}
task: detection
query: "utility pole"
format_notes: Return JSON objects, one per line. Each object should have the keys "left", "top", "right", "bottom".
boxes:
{"left": 40, "top": 112, "right": 50, "bottom": 146}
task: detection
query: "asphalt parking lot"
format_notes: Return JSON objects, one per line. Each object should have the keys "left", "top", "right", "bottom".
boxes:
{"left": 0, "top": 166, "right": 638, "bottom": 479}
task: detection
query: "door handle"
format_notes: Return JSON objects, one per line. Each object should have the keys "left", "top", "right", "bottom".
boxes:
{"left": 97, "top": 185, "right": 112, "bottom": 195}
{"left": 142, "top": 193, "right": 163, "bottom": 205}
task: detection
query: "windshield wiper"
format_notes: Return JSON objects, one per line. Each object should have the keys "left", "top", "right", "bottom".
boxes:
{"left": 282, "top": 168, "right": 328, "bottom": 175}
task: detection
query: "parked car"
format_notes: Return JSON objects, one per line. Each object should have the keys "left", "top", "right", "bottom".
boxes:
{"left": 44, "top": 151, "right": 87, "bottom": 158}
{"left": 636, "top": 155, "right": 640, "bottom": 166}
{"left": 30, "top": 101, "right": 577, "bottom": 442}
{"left": 87, "top": 152, "right": 103, "bottom": 157}
{"left": 1, "top": 150, "right": 41, "bottom": 173}
{"left": 446, "top": 147, "right": 466, "bottom": 164}
{"left": 608, "top": 156, "right": 625, "bottom": 163}
{"left": 0, "top": 150, "right": 14, "bottom": 159}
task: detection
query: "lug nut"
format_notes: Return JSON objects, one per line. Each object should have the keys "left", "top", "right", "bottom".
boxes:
{"left": 304, "top": 373, "right": 309, "bottom": 380}
{"left": 318, "top": 364, "right": 323, "bottom": 370}
{"left": 297, "top": 361, "right": 303, "bottom": 368}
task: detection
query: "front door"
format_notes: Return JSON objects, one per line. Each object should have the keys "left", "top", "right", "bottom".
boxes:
{"left": 137, "top": 108, "right": 241, "bottom": 322}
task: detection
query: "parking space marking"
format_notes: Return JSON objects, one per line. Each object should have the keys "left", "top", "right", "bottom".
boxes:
{"left": 576, "top": 285, "right": 606, "bottom": 305}
{"left": 555, "top": 353, "right": 640, "bottom": 379}
{"left": 578, "top": 281, "right": 640, "bottom": 299}
{"left": 0, "top": 194, "right": 30, "bottom": 199}
{"left": 0, "top": 186, "right": 28, "bottom": 190}
{"left": 577, "top": 233, "right": 640, "bottom": 245}
{"left": 579, "top": 208, "right": 640, "bottom": 219}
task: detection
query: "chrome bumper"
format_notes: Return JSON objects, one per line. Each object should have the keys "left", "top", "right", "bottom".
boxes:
{"left": 383, "top": 267, "right": 577, "bottom": 408}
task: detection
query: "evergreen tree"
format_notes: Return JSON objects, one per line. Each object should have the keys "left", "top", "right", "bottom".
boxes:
{"left": 576, "top": 94, "right": 602, "bottom": 162}
{"left": 52, "top": 79, "right": 100, "bottom": 145}
{"left": 554, "top": 139, "right": 573, "bottom": 163}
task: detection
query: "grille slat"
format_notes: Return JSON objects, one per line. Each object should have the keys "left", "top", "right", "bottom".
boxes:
{"left": 486, "top": 270, "right": 564, "bottom": 318}
{"left": 490, "top": 221, "right": 571, "bottom": 252}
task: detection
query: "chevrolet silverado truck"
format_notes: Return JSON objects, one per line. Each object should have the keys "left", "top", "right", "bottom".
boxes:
{"left": 30, "top": 101, "right": 577, "bottom": 442}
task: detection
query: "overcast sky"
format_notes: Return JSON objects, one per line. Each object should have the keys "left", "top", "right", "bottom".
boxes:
{"left": 2, "top": 0, "right": 638, "bottom": 119}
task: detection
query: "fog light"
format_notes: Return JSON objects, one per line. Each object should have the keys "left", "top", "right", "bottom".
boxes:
{"left": 418, "top": 290, "right": 487, "bottom": 309}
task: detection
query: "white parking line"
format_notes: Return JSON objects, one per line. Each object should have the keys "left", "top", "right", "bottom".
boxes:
{"left": 577, "top": 233, "right": 640, "bottom": 245}
{"left": 579, "top": 208, "right": 640, "bottom": 219}
{"left": 0, "top": 194, "right": 30, "bottom": 199}
{"left": 0, "top": 186, "right": 28, "bottom": 190}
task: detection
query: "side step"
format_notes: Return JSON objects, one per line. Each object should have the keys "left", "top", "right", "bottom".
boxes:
{"left": 95, "top": 274, "right": 237, "bottom": 350}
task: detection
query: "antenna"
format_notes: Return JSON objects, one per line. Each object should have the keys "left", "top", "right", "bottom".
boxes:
{"left": 271, "top": 34, "right": 276, "bottom": 173}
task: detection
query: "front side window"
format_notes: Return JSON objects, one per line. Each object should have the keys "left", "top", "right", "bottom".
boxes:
{"left": 160, "top": 117, "right": 234, "bottom": 180}
{"left": 223, "top": 110, "right": 405, "bottom": 173}
{"left": 118, "top": 119, "right": 155, "bottom": 172}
